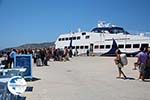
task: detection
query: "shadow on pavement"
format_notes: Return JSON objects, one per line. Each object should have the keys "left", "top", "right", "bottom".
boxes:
{"left": 25, "top": 77, "right": 41, "bottom": 82}
{"left": 126, "top": 77, "right": 135, "bottom": 80}
{"left": 143, "top": 79, "right": 150, "bottom": 82}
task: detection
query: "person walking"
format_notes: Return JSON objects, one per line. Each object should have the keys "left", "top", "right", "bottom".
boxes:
{"left": 114, "top": 49, "right": 127, "bottom": 79}
{"left": 137, "top": 47, "right": 148, "bottom": 81}
{"left": 9, "top": 49, "right": 16, "bottom": 68}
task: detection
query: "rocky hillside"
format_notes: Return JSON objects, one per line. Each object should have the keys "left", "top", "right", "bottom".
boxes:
{"left": 0, "top": 41, "right": 55, "bottom": 55}
{"left": 16, "top": 42, "right": 55, "bottom": 49}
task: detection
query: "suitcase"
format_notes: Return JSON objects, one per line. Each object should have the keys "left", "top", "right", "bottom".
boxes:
{"left": 36, "top": 58, "right": 42, "bottom": 66}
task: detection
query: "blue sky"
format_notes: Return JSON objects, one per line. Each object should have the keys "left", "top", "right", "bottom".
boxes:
{"left": 0, "top": 0, "right": 150, "bottom": 49}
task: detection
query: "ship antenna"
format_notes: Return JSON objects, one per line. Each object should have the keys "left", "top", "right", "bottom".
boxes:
{"left": 78, "top": 28, "right": 81, "bottom": 32}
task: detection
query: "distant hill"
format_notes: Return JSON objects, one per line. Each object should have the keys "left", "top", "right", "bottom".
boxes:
{"left": 16, "top": 42, "right": 55, "bottom": 49}
{"left": 0, "top": 41, "right": 55, "bottom": 54}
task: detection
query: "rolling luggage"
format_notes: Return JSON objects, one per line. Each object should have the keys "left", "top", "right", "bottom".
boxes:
{"left": 36, "top": 58, "right": 42, "bottom": 66}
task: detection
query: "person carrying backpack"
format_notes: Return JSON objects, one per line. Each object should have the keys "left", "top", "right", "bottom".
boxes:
{"left": 114, "top": 49, "right": 127, "bottom": 79}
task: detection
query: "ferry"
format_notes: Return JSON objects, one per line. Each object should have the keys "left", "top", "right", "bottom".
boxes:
{"left": 55, "top": 21, "right": 150, "bottom": 56}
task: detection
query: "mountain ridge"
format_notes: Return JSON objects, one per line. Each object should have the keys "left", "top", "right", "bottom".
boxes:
{"left": 0, "top": 41, "right": 55, "bottom": 54}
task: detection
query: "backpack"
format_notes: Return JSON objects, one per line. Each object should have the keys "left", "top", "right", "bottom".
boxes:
{"left": 120, "top": 54, "right": 128, "bottom": 66}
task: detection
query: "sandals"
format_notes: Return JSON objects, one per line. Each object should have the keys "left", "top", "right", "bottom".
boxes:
{"left": 116, "top": 76, "right": 127, "bottom": 79}
{"left": 116, "top": 77, "right": 121, "bottom": 79}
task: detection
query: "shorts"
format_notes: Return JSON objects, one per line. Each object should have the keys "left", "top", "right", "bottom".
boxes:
{"left": 117, "top": 63, "right": 123, "bottom": 68}
{"left": 139, "top": 63, "right": 146, "bottom": 73}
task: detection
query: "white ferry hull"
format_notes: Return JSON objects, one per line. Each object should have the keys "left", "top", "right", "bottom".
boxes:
{"left": 55, "top": 22, "right": 150, "bottom": 56}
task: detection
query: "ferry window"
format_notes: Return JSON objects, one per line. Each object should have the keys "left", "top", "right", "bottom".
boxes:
{"left": 69, "top": 37, "right": 72, "bottom": 40}
{"left": 94, "top": 45, "right": 99, "bottom": 49}
{"left": 77, "top": 36, "right": 81, "bottom": 40}
{"left": 106, "top": 45, "right": 110, "bottom": 49}
{"left": 82, "top": 32, "right": 86, "bottom": 35}
{"left": 85, "top": 46, "right": 89, "bottom": 49}
{"left": 118, "top": 44, "right": 124, "bottom": 48}
{"left": 80, "top": 46, "right": 84, "bottom": 49}
{"left": 133, "top": 44, "right": 140, "bottom": 48}
{"left": 72, "top": 46, "right": 75, "bottom": 49}
{"left": 64, "top": 46, "right": 68, "bottom": 48}
{"left": 125, "top": 44, "right": 131, "bottom": 48}
{"left": 85, "top": 36, "right": 90, "bottom": 39}
{"left": 141, "top": 44, "right": 149, "bottom": 48}
{"left": 73, "top": 37, "right": 76, "bottom": 40}
{"left": 58, "top": 38, "right": 61, "bottom": 41}
{"left": 100, "top": 45, "right": 104, "bottom": 49}
{"left": 65, "top": 38, "right": 69, "bottom": 41}
{"left": 76, "top": 46, "right": 79, "bottom": 49}
{"left": 62, "top": 38, "right": 65, "bottom": 41}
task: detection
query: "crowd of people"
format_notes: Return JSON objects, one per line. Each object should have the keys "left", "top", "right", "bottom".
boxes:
{"left": 0, "top": 47, "right": 76, "bottom": 68}
{"left": 0, "top": 46, "right": 150, "bottom": 81}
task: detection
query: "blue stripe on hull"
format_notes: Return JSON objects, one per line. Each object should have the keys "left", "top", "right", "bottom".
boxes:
{"left": 102, "top": 39, "right": 139, "bottom": 56}
{"left": 102, "top": 39, "right": 118, "bottom": 56}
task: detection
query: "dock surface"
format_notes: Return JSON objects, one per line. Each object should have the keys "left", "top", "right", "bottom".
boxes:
{"left": 19, "top": 57, "right": 150, "bottom": 100}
